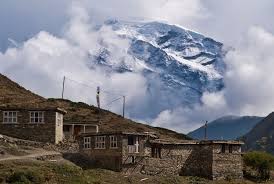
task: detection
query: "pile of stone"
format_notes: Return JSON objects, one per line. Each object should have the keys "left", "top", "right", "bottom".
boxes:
{"left": 0, "top": 134, "right": 43, "bottom": 148}
{"left": 0, "top": 134, "right": 78, "bottom": 154}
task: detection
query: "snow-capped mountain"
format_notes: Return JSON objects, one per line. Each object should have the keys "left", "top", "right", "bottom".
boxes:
{"left": 89, "top": 20, "right": 225, "bottom": 119}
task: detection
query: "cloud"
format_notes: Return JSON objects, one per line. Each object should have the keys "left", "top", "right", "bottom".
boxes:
{"left": 81, "top": 0, "right": 207, "bottom": 26}
{"left": 223, "top": 26, "right": 274, "bottom": 116}
{"left": 152, "top": 91, "right": 228, "bottom": 133}
{"left": 195, "top": 0, "right": 274, "bottom": 45}
{"left": 0, "top": 4, "right": 149, "bottom": 117}
{"left": 152, "top": 26, "right": 274, "bottom": 133}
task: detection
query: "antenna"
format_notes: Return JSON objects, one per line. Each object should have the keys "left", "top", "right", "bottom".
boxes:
{"left": 204, "top": 121, "right": 208, "bottom": 140}
{"left": 62, "top": 76, "right": 66, "bottom": 99}
{"left": 96, "top": 86, "right": 100, "bottom": 109}
{"left": 122, "top": 96, "right": 126, "bottom": 118}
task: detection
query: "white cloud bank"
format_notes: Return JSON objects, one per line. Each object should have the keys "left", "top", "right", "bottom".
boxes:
{"left": 82, "top": 0, "right": 207, "bottom": 27}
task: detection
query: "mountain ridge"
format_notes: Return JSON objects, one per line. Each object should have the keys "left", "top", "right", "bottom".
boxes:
{"left": 243, "top": 112, "right": 274, "bottom": 154}
{"left": 188, "top": 115, "right": 263, "bottom": 140}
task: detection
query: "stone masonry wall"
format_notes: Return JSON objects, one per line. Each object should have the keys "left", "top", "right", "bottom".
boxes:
{"left": 142, "top": 145, "right": 192, "bottom": 175}
{"left": 141, "top": 144, "right": 213, "bottom": 178}
{"left": 142, "top": 156, "right": 182, "bottom": 175}
{"left": 212, "top": 145, "right": 243, "bottom": 180}
{"left": 141, "top": 143, "right": 243, "bottom": 180}
{"left": 0, "top": 110, "right": 58, "bottom": 144}
{"left": 181, "top": 144, "right": 213, "bottom": 178}
{"left": 79, "top": 134, "right": 123, "bottom": 171}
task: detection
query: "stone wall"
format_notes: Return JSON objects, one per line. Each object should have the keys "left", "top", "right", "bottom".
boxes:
{"left": 79, "top": 134, "right": 123, "bottom": 171}
{"left": 140, "top": 144, "right": 213, "bottom": 178}
{"left": 141, "top": 143, "right": 243, "bottom": 180}
{"left": 181, "top": 144, "right": 213, "bottom": 179}
{"left": 0, "top": 110, "right": 58, "bottom": 144}
{"left": 142, "top": 156, "right": 182, "bottom": 175}
{"left": 212, "top": 145, "right": 243, "bottom": 180}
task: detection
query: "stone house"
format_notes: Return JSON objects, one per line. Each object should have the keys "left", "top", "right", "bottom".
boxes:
{"left": 79, "top": 131, "right": 244, "bottom": 180}
{"left": 0, "top": 106, "right": 66, "bottom": 144}
{"left": 78, "top": 131, "right": 155, "bottom": 171}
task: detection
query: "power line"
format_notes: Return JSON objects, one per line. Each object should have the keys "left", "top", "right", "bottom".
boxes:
{"left": 62, "top": 76, "right": 127, "bottom": 117}
{"left": 105, "top": 97, "right": 123, "bottom": 107}
{"left": 65, "top": 76, "right": 124, "bottom": 97}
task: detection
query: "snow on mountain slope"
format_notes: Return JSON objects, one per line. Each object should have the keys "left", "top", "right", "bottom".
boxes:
{"left": 89, "top": 20, "right": 225, "bottom": 119}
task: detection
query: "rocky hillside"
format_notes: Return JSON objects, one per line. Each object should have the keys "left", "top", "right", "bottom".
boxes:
{"left": 0, "top": 73, "right": 44, "bottom": 105}
{"left": 243, "top": 112, "right": 274, "bottom": 154}
{"left": 0, "top": 73, "right": 189, "bottom": 141}
{"left": 188, "top": 116, "right": 263, "bottom": 140}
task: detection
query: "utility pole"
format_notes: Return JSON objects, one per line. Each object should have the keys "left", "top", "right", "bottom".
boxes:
{"left": 96, "top": 86, "right": 100, "bottom": 109}
{"left": 61, "top": 76, "right": 66, "bottom": 99}
{"left": 204, "top": 121, "right": 208, "bottom": 140}
{"left": 122, "top": 96, "right": 126, "bottom": 118}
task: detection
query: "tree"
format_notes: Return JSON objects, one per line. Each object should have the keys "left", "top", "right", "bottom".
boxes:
{"left": 243, "top": 151, "right": 274, "bottom": 180}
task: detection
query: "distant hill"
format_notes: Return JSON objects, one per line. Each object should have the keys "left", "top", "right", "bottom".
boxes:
{"left": 243, "top": 112, "right": 274, "bottom": 154}
{"left": 0, "top": 73, "right": 190, "bottom": 141}
{"left": 188, "top": 116, "right": 263, "bottom": 140}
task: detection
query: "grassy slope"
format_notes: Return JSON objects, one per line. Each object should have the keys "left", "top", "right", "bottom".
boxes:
{"left": 0, "top": 160, "right": 261, "bottom": 184}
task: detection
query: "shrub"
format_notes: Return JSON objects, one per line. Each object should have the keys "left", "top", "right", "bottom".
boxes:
{"left": 243, "top": 151, "right": 274, "bottom": 180}
{"left": 7, "top": 170, "right": 43, "bottom": 184}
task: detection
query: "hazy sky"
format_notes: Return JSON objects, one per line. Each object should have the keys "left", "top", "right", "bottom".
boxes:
{"left": 1, "top": 0, "right": 274, "bottom": 133}
{"left": 1, "top": 0, "right": 274, "bottom": 49}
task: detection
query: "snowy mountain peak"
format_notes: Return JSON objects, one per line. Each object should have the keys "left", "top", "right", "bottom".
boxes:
{"left": 90, "top": 20, "right": 225, "bottom": 119}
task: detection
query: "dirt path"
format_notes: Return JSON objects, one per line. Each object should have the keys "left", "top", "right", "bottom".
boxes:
{"left": 0, "top": 150, "right": 61, "bottom": 162}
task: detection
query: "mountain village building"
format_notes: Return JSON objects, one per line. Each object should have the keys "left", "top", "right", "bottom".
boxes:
{"left": 79, "top": 131, "right": 244, "bottom": 180}
{"left": 0, "top": 106, "right": 66, "bottom": 144}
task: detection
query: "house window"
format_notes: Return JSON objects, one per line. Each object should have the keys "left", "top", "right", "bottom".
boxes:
{"left": 95, "top": 136, "right": 105, "bottom": 149}
{"left": 152, "top": 147, "right": 161, "bottom": 158}
{"left": 110, "top": 136, "right": 118, "bottom": 148}
{"left": 229, "top": 145, "right": 233, "bottom": 153}
{"left": 128, "top": 136, "right": 134, "bottom": 145}
{"left": 221, "top": 144, "right": 226, "bottom": 153}
{"left": 84, "top": 137, "right": 91, "bottom": 149}
{"left": 3, "top": 111, "right": 17, "bottom": 123}
{"left": 30, "top": 111, "right": 44, "bottom": 123}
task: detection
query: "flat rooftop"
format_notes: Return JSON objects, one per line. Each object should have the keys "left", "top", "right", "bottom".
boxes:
{"left": 150, "top": 139, "right": 244, "bottom": 145}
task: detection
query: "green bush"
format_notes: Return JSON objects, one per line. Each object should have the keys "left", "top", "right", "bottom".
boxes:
{"left": 7, "top": 170, "right": 44, "bottom": 184}
{"left": 243, "top": 151, "right": 274, "bottom": 180}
